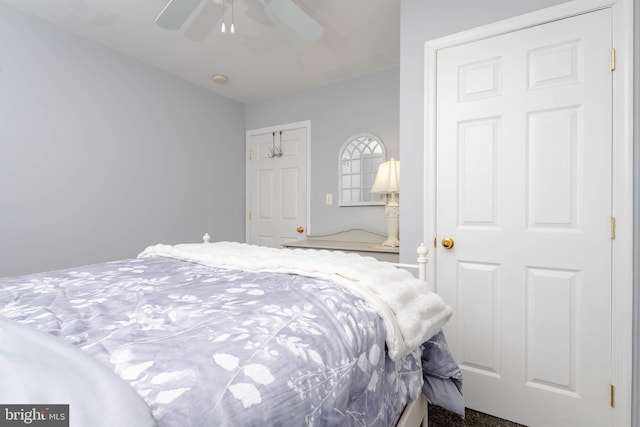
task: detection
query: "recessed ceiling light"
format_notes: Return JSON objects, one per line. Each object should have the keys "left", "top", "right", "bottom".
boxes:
{"left": 212, "top": 74, "right": 229, "bottom": 84}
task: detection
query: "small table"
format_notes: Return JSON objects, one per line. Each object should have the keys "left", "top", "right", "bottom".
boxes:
{"left": 281, "top": 229, "right": 399, "bottom": 263}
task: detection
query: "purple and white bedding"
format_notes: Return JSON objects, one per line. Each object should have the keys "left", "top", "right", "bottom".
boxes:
{"left": 0, "top": 242, "right": 462, "bottom": 426}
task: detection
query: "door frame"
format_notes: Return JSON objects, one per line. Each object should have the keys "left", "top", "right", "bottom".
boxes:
{"left": 245, "top": 120, "right": 312, "bottom": 243}
{"left": 423, "top": 0, "right": 635, "bottom": 424}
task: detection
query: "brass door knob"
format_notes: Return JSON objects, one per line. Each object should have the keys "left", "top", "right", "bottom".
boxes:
{"left": 441, "top": 237, "right": 455, "bottom": 249}
{"left": 296, "top": 226, "right": 305, "bottom": 234}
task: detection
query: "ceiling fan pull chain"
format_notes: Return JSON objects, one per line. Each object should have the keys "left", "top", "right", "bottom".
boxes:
{"left": 230, "top": 0, "right": 235, "bottom": 33}
{"left": 221, "top": 0, "right": 226, "bottom": 33}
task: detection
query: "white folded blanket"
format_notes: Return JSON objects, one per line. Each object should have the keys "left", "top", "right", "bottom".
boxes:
{"left": 138, "top": 241, "right": 452, "bottom": 361}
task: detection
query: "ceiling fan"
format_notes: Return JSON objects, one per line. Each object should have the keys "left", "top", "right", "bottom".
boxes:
{"left": 155, "top": 0, "right": 324, "bottom": 42}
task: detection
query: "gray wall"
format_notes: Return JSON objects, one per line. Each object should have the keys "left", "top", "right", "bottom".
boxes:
{"left": 0, "top": 4, "right": 246, "bottom": 276}
{"left": 398, "top": 0, "right": 571, "bottom": 262}
{"left": 246, "top": 68, "right": 400, "bottom": 236}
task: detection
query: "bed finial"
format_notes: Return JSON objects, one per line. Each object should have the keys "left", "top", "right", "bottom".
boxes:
{"left": 203, "top": 233, "right": 211, "bottom": 244}
{"left": 417, "top": 243, "right": 428, "bottom": 260}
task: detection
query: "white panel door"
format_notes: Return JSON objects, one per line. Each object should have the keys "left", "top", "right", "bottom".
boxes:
{"left": 435, "top": 9, "right": 612, "bottom": 427}
{"left": 246, "top": 125, "right": 308, "bottom": 247}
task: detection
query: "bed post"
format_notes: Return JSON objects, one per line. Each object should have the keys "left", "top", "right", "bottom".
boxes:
{"left": 417, "top": 243, "right": 427, "bottom": 282}
{"left": 416, "top": 244, "right": 430, "bottom": 426}
{"left": 396, "top": 392, "right": 429, "bottom": 427}
{"left": 392, "top": 244, "right": 428, "bottom": 284}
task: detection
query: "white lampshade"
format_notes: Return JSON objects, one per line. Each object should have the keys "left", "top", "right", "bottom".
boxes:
{"left": 371, "top": 158, "right": 400, "bottom": 194}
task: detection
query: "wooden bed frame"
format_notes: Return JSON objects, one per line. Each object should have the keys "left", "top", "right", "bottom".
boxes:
{"left": 397, "top": 393, "right": 429, "bottom": 427}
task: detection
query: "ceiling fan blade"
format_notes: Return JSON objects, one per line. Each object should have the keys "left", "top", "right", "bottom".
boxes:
{"left": 184, "top": 0, "right": 221, "bottom": 41}
{"left": 263, "top": 0, "right": 323, "bottom": 42}
{"left": 155, "top": 0, "right": 205, "bottom": 30}
{"left": 245, "top": 0, "right": 273, "bottom": 27}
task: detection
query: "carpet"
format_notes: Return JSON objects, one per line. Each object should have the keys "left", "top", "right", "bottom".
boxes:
{"left": 428, "top": 405, "right": 527, "bottom": 427}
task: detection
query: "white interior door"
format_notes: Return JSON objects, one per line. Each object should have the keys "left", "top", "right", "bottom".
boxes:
{"left": 246, "top": 123, "right": 308, "bottom": 247}
{"left": 435, "top": 9, "right": 612, "bottom": 427}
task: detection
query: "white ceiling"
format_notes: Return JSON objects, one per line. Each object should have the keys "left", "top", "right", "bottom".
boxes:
{"left": 1, "top": 0, "right": 400, "bottom": 104}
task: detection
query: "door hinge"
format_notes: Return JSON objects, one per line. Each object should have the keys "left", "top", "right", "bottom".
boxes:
{"left": 248, "top": 210, "right": 252, "bottom": 221}
{"left": 610, "top": 384, "right": 615, "bottom": 407}
{"left": 611, "top": 48, "right": 616, "bottom": 71}
{"left": 248, "top": 148, "right": 254, "bottom": 160}
{"left": 610, "top": 217, "right": 616, "bottom": 239}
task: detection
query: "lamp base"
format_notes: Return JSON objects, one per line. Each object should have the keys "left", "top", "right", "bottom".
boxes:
{"left": 382, "top": 204, "right": 399, "bottom": 248}
{"left": 380, "top": 237, "right": 400, "bottom": 248}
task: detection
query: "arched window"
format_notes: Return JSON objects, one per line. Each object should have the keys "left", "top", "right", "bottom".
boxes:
{"left": 339, "top": 133, "right": 386, "bottom": 206}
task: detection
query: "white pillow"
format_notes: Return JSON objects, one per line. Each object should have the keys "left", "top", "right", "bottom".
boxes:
{"left": 0, "top": 317, "right": 156, "bottom": 427}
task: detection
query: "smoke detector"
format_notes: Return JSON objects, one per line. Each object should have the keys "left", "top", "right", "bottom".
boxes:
{"left": 212, "top": 74, "right": 229, "bottom": 84}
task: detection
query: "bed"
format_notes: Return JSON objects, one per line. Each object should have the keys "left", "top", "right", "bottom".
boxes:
{"left": 0, "top": 239, "right": 463, "bottom": 426}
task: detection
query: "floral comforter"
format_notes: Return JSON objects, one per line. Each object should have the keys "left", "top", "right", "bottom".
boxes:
{"left": 0, "top": 244, "right": 462, "bottom": 426}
